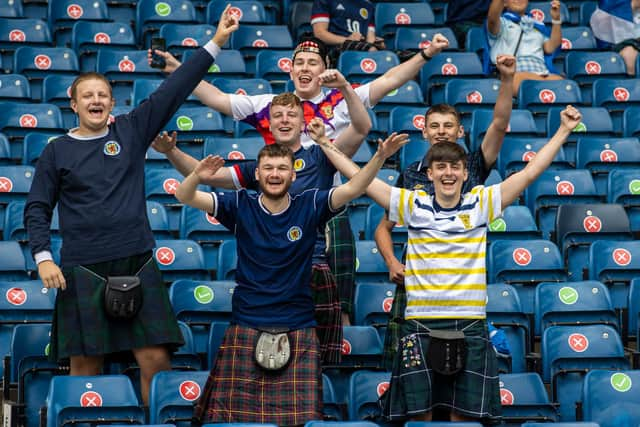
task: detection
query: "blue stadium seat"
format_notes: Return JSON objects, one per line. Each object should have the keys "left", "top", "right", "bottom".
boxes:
{"left": 320, "top": 374, "right": 344, "bottom": 421}
{"left": 206, "top": 320, "right": 229, "bottom": 369}
{"left": 418, "top": 50, "right": 483, "bottom": 105}
{"left": 179, "top": 204, "right": 234, "bottom": 268}
{"left": 518, "top": 79, "right": 583, "bottom": 130}
{"left": 592, "top": 78, "right": 640, "bottom": 130}
{"left": 147, "top": 200, "right": 172, "bottom": 239}
{"left": 254, "top": 48, "right": 294, "bottom": 93}
{"left": 487, "top": 239, "right": 566, "bottom": 313}
{"left": 46, "top": 375, "right": 145, "bottom": 427}
{"left": 541, "top": 324, "right": 628, "bottom": 421}
{"left": 487, "top": 205, "right": 540, "bottom": 243}
{"left": 565, "top": 51, "right": 627, "bottom": 104}
{"left": 0, "top": 133, "right": 10, "bottom": 165}
{"left": 374, "top": 2, "right": 435, "bottom": 45}
{"left": 168, "top": 279, "right": 234, "bottom": 354}
{"left": 576, "top": 137, "right": 640, "bottom": 195}
{"left": 374, "top": 80, "right": 424, "bottom": 132}
{"left": 364, "top": 203, "right": 406, "bottom": 244}
{"left": 404, "top": 423, "right": 483, "bottom": 427}
{"left": 289, "top": 1, "right": 312, "bottom": 40}
{"left": 526, "top": 1, "right": 570, "bottom": 24}
{"left": 0, "top": 0, "right": 23, "bottom": 18}
{"left": 347, "top": 370, "right": 390, "bottom": 421}
{"left": 546, "top": 106, "right": 614, "bottom": 165}
{"left": 7, "top": 323, "right": 65, "bottom": 427}
{"left": 71, "top": 21, "right": 137, "bottom": 72}
{"left": 498, "top": 372, "right": 558, "bottom": 424}
{"left": 207, "top": 0, "right": 268, "bottom": 24}
{"left": 136, "top": 0, "right": 198, "bottom": 48}
{"left": 535, "top": 281, "right": 618, "bottom": 337}
{"left": 0, "top": 74, "right": 30, "bottom": 101}
{"left": 628, "top": 278, "right": 640, "bottom": 347}
{"left": 307, "top": 422, "right": 377, "bottom": 427}
{"left": 554, "top": 203, "right": 632, "bottom": 281}
{"left": 465, "top": 26, "right": 486, "bottom": 57}
{"left": 388, "top": 106, "right": 427, "bottom": 139}
{"left": 0, "top": 165, "right": 36, "bottom": 205}
{"left": 339, "top": 325, "right": 383, "bottom": 369}
{"left": 3, "top": 200, "right": 59, "bottom": 241}
{"left": 355, "top": 240, "right": 391, "bottom": 282}
{"left": 153, "top": 239, "right": 209, "bottom": 283}
{"left": 622, "top": 106, "right": 640, "bottom": 137}
{"left": 589, "top": 240, "right": 640, "bottom": 309}
{"left": 149, "top": 370, "right": 210, "bottom": 426}
{"left": 22, "top": 132, "right": 63, "bottom": 166}
{"left": 159, "top": 23, "right": 216, "bottom": 57}
{"left": 96, "top": 49, "right": 163, "bottom": 105}
{"left": 13, "top": 46, "right": 78, "bottom": 101}
{"left": 230, "top": 25, "right": 293, "bottom": 74}
{"left": 132, "top": 78, "right": 203, "bottom": 109}
{"left": 181, "top": 48, "right": 247, "bottom": 79}
{"left": 581, "top": 369, "right": 640, "bottom": 427}
{"left": 204, "top": 136, "right": 262, "bottom": 165}
{"left": 392, "top": 26, "right": 458, "bottom": 53}
{"left": 0, "top": 280, "right": 55, "bottom": 379}
{"left": 470, "top": 109, "right": 540, "bottom": 154}
{"left": 144, "top": 167, "right": 186, "bottom": 229}
{"left": 555, "top": 26, "right": 597, "bottom": 72}
{"left": 164, "top": 106, "right": 226, "bottom": 145}
{"left": 337, "top": 50, "right": 399, "bottom": 84}
{"left": 444, "top": 78, "right": 501, "bottom": 131}
{"left": 48, "top": 0, "right": 110, "bottom": 47}
{"left": 487, "top": 283, "right": 530, "bottom": 373}
{"left": 0, "top": 18, "right": 51, "bottom": 67}
{"left": 353, "top": 281, "right": 396, "bottom": 328}
{"left": 41, "top": 74, "right": 77, "bottom": 128}
{"left": 215, "top": 239, "right": 236, "bottom": 281}
{"left": 524, "top": 169, "right": 600, "bottom": 240}
{"left": 578, "top": 0, "right": 597, "bottom": 26}
{"left": 606, "top": 169, "right": 640, "bottom": 234}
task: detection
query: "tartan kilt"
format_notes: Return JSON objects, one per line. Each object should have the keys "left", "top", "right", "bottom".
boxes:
{"left": 382, "top": 283, "right": 407, "bottom": 370}
{"left": 381, "top": 319, "right": 501, "bottom": 423}
{"left": 311, "top": 263, "right": 343, "bottom": 365}
{"left": 193, "top": 324, "right": 322, "bottom": 426}
{"left": 326, "top": 210, "right": 356, "bottom": 316}
{"left": 50, "top": 252, "right": 183, "bottom": 361}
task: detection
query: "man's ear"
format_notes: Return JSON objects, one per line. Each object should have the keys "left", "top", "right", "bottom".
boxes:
{"left": 291, "top": 170, "right": 296, "bottom": 182}
{"left": 463, "top": 167, "right": 469, "bottom": 182}
{"left": 457, "top": 124, "right": 465, "bottom": 140}
{"left": 70, "top": 98, "right": 77, "bottom": 113}
{"left": 255, "top": 167, "right": 259, "bottom": 181}
{"left": 427, "top": 167, "right": 434, "bottom": 182}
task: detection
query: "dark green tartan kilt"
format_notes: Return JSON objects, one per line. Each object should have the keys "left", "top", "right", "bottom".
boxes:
{"left": 382, "top": 283, "right": 407, "bottom": 370}
{"left": 311, "top": 263, "right": 343, "bottom": 365}
{"left": 381, "top": 319, "right": 501, "bottom": 423}
{"left": 50, "top": 252, "right": 184, "bottom": 362}
{"left": 326, "top": 209, "right": 356, "bottom": 316}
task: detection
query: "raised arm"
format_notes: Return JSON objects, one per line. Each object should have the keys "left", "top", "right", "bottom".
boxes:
{"left": 175, "top": 155, "right": 226, "bottom": 211}
{"left": 480, "top": 54, "right": 515, "bottom": 167}
{"left": 308, "top": 118, "right": 408, "bottom": 209}
{"left": 500, "top": 105, "right": 581, "bottom": 208}
{"left": 367, "top": 33, "right": 449, "bottom": 105}
{"left": 152, "top": 131, "right": 237, "bottom": 189}
{"left": 147, "top": 4, "right": 239, "bottom": 116}
{"left": 487, "top": 0, "right": 504, "bottom": 36}
{"left": 319, "top": 69, "right": 371, "bottom": 157}
{"left": 543, "top": 0, "right": 563, "bottom": 53}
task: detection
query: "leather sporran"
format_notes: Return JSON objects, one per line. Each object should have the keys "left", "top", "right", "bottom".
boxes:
{"left": 426, "top": 329, "right": 466, "bottom": 376}
{"left": 254, "top": 327, "right": 291, "bottom": 371}
{"left": 104, "top": 275, "right": 143, "bottom": 320}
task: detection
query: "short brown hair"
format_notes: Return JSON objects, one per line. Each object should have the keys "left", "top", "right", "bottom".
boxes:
{"left": 426, "top": 141, "right": 467, "bottom": 168}
{"left": 69, "top": 72, "right": 112, "bottom": 100}
{"left": 257, "top": 143, "right": 295, "bottom": 166}
{"left": 270, "top": 92, "right": 302, "bottom": 111}
{"left": 424, "top": 103, "right": 461, "bottom": 125}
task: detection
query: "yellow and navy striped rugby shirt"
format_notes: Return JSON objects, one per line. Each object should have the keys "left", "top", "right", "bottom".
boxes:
{"left": 389, "top": 185, "right": 502, "bottom": 319}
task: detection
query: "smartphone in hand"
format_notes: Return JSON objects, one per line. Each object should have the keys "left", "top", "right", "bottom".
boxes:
{"left": 150, "top": 37, "right": 167, "bottom": 69}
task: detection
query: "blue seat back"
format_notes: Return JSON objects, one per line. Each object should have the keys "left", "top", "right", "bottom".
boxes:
{"left": 337, "top": 50, "right": 399, "bottom": 84}
{"left": 207, "top": 0, "right": 268, "bottom": 24}
{"left": 355, "top": 240, "right": 391, "bottom": 282}
{"left": 582, "top": 369, "right": 640, "bottom": 427}
{"left": 0, "top": 74, "right": 30, "bottom": 101}
{"left": 499, "top": 372, "right": 558, "bottom": 423}
{"left": 340, "top": 326, "right": 383, "bottom": 369}
{"left": 136, "top": 0, "right": 197, "bottom": 47}
{"left": 347, "top": 370, "right": 391, "bottom": 421}
{"left": 153, "top": 239, "right": 209, "bottom": 282}
{"left": 353, "top": 282, "right": 396, "bottom": 327}
{"left": 149, "top": 370, "right": 210, "bottom": 425}
{"left": 487, "top": 205, "right": 540, "bottom": 242}
{"left": 470, "top": 109, "right": 539, "bottom": 153}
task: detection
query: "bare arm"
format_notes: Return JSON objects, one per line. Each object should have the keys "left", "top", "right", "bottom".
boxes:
{"left": 368, "top": 33, "right": 449, "bottom": 105}
{"left": 374, "top": 213, "right": 405, "bottom": 285}
{"left": 487, "top": 0, "right": 504, "bottom": 36}
{"left": 500, "top": 106, "right": 581, "bottom": 208}
{"left": 319, "top": 70, "right": 371, "bottom": 157}
{"left": 151, "top": 132, "right": 237, "bottom": 188}
{"left": 480, "top": 55, "right": 515, "bottom": 168}
{"left": 175, "top": 155, "right": 226, "bottom": 211}
{"left": 147, "top": 4, "right": 238, "bottom": 116}
{"left": 312, "top": 21, "right": 363, "bottom": 46}
{"left": 543, "top": 0, "right": 563, "bottom": 53}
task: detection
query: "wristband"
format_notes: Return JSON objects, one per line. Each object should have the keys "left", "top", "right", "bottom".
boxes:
{"left": 420, "top": 49, "right": 431, "bottom": 62}
{"left": 551, "top": 19, "right": 562, "bottom": 25}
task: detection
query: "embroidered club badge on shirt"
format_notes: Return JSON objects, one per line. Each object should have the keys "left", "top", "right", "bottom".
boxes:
{"left": 103, "top": 141, "right": 121, "bottom": 156}
{"left": 294, "top": 158, "right": 305, "bottom": 171}
{"left": 287, "top": 226, "right": 303, "bottom": 241}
